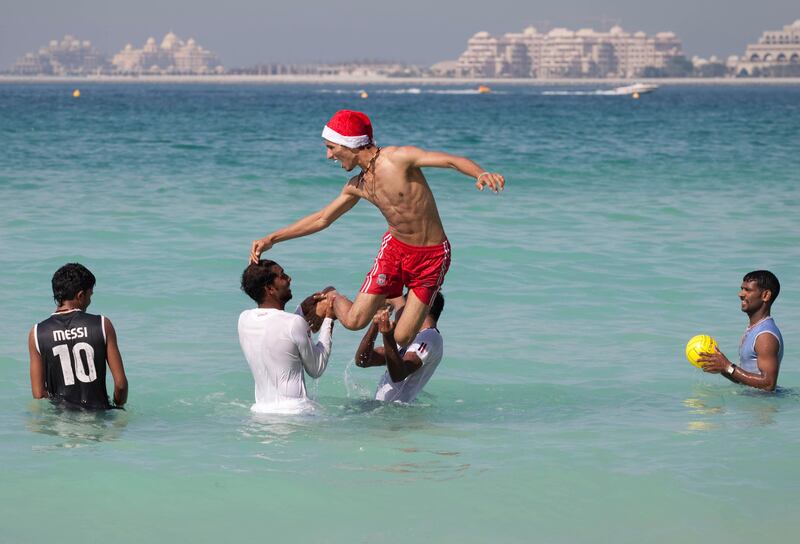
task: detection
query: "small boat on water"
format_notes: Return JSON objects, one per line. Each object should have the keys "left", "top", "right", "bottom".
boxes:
{"left": 610, "top": 83, "right": 659, "bottom": 96}
{"left": 477, "top": 85, "right": 492, "bottom": 94}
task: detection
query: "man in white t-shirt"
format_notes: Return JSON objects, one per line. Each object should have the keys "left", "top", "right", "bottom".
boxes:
{"left": 355, "top": 293, "right": 444, "bottom": 403}
{"left": 238, "top": 259, "right": 336, "bottom": 412}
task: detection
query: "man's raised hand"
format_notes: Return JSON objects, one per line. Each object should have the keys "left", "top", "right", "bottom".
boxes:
{"left": 250, "top": 236, "right": 273, "bottom": 263}
{"left": 374, "top": 308, "right": 395, "bottom": 334}
{"left": 475, "top": 172, "right": 505, "bottom": 194}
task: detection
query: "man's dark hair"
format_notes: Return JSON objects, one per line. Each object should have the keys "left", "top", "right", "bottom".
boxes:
{"left": 429, "top": 292, "right": 445, "bottom": 321}
{"left": 241, "top": 260, "right": 278, "bottom": 304}
{"left": 743, "top": 270, "right": 780, "bottom": 304}
{"left": 52, "top": 263, "right": 96, "bottom": 304}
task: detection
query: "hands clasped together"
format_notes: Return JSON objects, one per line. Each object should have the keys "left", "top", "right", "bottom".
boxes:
{"left": 300, "top": 286, "right": 338, "bottom": 332}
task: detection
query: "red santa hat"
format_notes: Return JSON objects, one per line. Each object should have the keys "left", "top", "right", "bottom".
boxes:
{"left": 321, "top": 110, "right": 374, "bottom": 148}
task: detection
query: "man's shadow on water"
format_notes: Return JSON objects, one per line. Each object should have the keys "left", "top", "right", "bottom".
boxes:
{"left": 336, "top": 393, "right": 443, "bottom": 433}
{"left": 26, "top": 399, "right": 129, "bottom": 449}
{"left": 683, "top": 384, "right": 798, "bottom": 430}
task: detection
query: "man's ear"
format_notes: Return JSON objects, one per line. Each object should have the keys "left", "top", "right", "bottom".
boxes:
{"left": 762, "top": 289, "right": 773, "bottom": 304}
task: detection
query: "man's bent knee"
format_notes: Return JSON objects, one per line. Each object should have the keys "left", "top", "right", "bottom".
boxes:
{"left": 337, "top": 293, "right": 385, "bottom": 331}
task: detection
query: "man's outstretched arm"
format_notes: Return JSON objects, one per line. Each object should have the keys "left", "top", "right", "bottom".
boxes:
{"left": 250, "top": 190, "right": 360, "bottom": 262}
{"left": 395, "top": 146, "right": 505, "bottom": 193}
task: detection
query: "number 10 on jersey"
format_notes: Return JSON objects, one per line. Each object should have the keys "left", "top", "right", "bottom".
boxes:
{"left": 52, "top": 342, "right": 97, "bottom": 385}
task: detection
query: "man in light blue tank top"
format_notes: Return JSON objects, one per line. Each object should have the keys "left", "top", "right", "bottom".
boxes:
{"left": 698, "top": 270, "right": 784, "bottom": 391}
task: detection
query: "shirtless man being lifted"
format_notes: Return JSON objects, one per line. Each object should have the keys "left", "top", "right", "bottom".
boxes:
{"left": 250, "top": 109, "right": 504, "bottom": 346}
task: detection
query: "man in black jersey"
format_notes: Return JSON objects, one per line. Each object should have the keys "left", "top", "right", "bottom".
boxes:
{"left": 28, "top": 263, "right": 128, "bottom": 409}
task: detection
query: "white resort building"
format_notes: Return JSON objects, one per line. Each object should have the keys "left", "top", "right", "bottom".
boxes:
{"left": 735, "top": 20, "right": 800, "bottom": 76}
{"left": 112, "top": 32, "right": 223, "bottom": 75}
{"left": 456, "top": 25, "right": 683, "bottom": 78}
{"left": 11, "top": 35, "right": 108, "bottom": 75}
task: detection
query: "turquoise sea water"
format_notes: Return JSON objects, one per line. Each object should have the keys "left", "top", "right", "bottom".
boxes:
{"left": 1, "top": 83, "right": 799, "bottom": 543}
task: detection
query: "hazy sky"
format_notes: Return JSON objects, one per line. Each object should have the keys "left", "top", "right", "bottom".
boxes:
{"left": 2, "top": 1, "right": 798, "bottom": 68}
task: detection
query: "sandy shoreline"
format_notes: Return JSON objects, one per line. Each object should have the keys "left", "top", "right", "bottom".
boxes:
{"left": 1, "top": 74, "right": 800, "bottom": 86}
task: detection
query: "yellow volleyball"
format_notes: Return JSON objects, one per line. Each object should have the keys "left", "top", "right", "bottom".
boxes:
{"left": 685, "top": 335, "right": 718, "bottom": 368}
{"left": 72, "top": 89, "right": 81, "bottom": 98}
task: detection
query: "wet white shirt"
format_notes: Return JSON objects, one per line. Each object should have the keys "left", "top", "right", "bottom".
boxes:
{"left": 238, "top": 306, "right": 333, "bottom": 412}
{"left": 375, "top": 327, "right": 443, "bottom": 403}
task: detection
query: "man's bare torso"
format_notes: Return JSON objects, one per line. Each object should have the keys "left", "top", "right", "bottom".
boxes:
{"left": 343, "top": 146, "right": 446, "bottom": 247}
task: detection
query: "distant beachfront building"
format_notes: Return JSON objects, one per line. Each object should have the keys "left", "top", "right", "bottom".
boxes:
{"left": 735, "top": 20, "right": 800, "bottom": 76}
{"left": 457, "top": 30, "right": 532, "bottom": 78}
{"left": 112, "top": 32, "right": 223, "bottom": 75}
{"left": 691, "top": 55, "right": 731, "bottom": 77}
{"left": 11, "top": 35, "right": 109, "bottom": 75}
{"left": 455, "top": 25, "right": 682, "bottom": 78}
{"left": 228, "top": 61, "right": 423, "bottom": 78}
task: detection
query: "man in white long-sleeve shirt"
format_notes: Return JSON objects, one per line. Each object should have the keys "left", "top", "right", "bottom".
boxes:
{"left": 238, "top": 259, "right": 336, "bottom": 413}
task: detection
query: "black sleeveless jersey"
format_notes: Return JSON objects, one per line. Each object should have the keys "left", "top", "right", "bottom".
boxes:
{"left": 35, "top": 310, "right": 110, "bottom": 409}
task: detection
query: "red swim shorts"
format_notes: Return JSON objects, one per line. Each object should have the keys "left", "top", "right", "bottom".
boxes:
{"left": 360, "top": 232, "right": 451, "bottom": 306}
